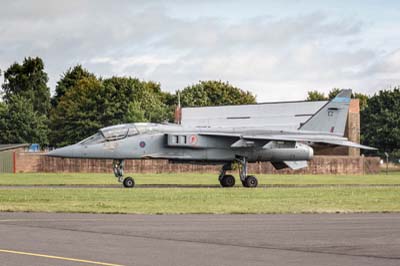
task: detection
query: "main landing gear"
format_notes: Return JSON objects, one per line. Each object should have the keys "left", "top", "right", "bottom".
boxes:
{"left": 218, "top": 157, "right": 258, "bottom": 188}
{"left": 113, "top": 159, "right": 135, "bottom": 188}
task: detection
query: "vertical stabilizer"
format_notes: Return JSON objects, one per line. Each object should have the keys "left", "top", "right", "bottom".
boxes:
{"left": 299, "top": 89, "right": 351, "bottom": 135}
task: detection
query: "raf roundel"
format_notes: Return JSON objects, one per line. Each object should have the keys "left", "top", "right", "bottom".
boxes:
{"left": 139, "top": 141, "right": 146, "bottom": 148}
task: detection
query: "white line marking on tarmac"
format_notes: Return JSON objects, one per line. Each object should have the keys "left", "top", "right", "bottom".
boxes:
{"left": 0, "top": 218, "right": 111, "bottom": 222}
{"left": 0, "top": 249, "right": 125, "bottom": 266}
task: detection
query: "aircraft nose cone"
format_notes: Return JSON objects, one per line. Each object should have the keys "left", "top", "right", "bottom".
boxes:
{"left": 47, "top": 145, "right": 77, "bottom": 157}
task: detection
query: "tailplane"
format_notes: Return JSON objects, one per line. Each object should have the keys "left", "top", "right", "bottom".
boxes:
{"left": 299, "top": 89, "right": 351, "bottom": 136}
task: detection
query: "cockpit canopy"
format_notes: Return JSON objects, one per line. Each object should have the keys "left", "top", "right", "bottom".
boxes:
{"left": 100, "top": 124, "right": 138, "bottom": 141}
{"left": 79, "top": 123, "right": 162, "bottom": 145}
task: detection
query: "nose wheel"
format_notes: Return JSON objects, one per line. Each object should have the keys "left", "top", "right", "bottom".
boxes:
{"left": 123, "top": 177, "right": 135, "bottom": 188}
{"left": 113, "top": 159, "right": 135, "bottom": 188}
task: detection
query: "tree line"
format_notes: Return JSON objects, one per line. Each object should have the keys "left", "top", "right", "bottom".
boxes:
{"left": 0, "top": 57, "right": 256, "bottom": 148}
{"left": 0, "top": 57, "right": 399, "bottom": 158}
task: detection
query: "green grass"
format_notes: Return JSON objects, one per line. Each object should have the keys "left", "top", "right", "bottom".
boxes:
{"left": 1, "top": 172, "right": 399, "bottom": 214}
{"left": 1, "top": 172, "right": 400, "bottom": 186}
{"left": 0, "top": 187, "right": 399, "bottom": 214}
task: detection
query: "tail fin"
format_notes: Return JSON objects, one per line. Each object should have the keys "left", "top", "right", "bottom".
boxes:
{"left": 299, "top": 89, "right": 351, "bottom": 135}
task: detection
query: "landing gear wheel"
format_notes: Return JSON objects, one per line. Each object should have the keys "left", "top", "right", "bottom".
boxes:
{"left": 220, "top": 174, "right": 235, "bottom": 187}
{"left": 123, "top": 177, "right": 135, "bottom": 188}
{"left": 244, "top": 175, "right": 258, "bottom": 188}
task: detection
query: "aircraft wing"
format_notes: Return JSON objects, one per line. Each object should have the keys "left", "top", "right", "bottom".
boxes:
{"left": 199, "top": 132, "right": 377, "bottom": 150}
{"left": 305, "top": 139, "right": 377, "bottom": 150}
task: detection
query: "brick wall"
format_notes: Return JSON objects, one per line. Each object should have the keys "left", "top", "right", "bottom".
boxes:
{"left": 15, "top": 152, "right": 380, "bottom": 175}
{"left": 15, "top": 152, "right": 42, "bottom": 173}
{"left": 347, "top": 99, "right": 361, "bottom": 156}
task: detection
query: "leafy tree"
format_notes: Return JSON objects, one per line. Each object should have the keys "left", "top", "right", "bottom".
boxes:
{"left": 328, "top": 88, "right": 341, "bottom": 99}
{"left": 49, "top": 76, "right": 104, "bottom": 147}
{"left": 101, "top": 77, "right": 170, "bottom": 124}
{"left": 0, "top": 101, "right": 7, "bottom": 129}
{"left": 179, "top": 80, "right": 256, "bottom": 107}
{"left": 353, "top": 92, "right": 369, "bottom": 111}
{"left": 50, "top": 76, "right": 171, "bottom": 147}
{"left": 0, "top": 95, "right": 48, "bottom": 146}
{"left": 1, "top": 57, "right": 50, "bottom": 115}
{"left": 52, "top": 65, "right": 96, "bottom": 107}
{"left": 99, "top": 76, "right": 139, "bottom": 126}
{"left": 134, "top": 80, "right": 170, "bottom": 122}
{"left": 162, "top": 91, "right": 180, "bottom": 122}
{"left": 361, "top": 88, "right": 400, "bottom": 156}
{"left": 306, "top": 90, "right": 327, "bottom": 101}
{"left": 126, "top": 101, "right": 147, "bottom": 123}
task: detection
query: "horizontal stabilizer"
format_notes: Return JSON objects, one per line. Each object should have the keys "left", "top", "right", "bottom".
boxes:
{"left": 284, "top": 160, "right": 308, "bottom": 170}
{"left": 318, "top": 140, "right": 377, "bottom": 150}
{"left": 243, "top": 135, "right": 377, "bottom": 150}
{"left": 271, "top": 162, "right": 288, "bottom": 170}
{"left": 271, "top": 160, "right": 308, "bottom": 170}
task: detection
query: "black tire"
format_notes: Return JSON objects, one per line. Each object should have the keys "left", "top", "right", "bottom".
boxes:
{"left": 123, "top": 177, "right": 135, "bottom": 188}
{"left": 220, "top": 174, "right": 235, "bottom": 187}
{"left": 244, "top": 175, "right": 258, "bottom": 188}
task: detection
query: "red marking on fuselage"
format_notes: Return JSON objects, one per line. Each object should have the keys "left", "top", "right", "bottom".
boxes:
{"left": 189, "top": 135, "right": 198, "bottom": 145}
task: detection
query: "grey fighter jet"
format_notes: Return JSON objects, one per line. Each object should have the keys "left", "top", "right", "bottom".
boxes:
{"left": 48, "top": 89, "right": 376, "bottom": 188}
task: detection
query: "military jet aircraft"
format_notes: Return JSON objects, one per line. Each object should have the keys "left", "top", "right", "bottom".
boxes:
{"left": 48, "top": 89, "right": 376, "bottom": 188}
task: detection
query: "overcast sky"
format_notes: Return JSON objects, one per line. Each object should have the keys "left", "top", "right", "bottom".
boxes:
{"left": 1, "top": 0, "right": 399, "bottom": 101}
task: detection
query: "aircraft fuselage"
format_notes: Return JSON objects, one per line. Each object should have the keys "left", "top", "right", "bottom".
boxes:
{"left": 48, "top": 123, "right": 316, "bottom": 163}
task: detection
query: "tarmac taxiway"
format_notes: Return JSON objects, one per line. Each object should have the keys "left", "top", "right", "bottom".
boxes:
{"left": 0, "top": 212, "right": 399, "bottom": 266}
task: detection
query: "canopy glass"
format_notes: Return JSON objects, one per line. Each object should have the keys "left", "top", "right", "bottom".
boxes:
{"left": 100, "top": 124, "right": 138, "bottom": 141}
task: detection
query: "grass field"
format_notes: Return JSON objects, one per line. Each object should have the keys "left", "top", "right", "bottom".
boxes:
{"left": 0, "top": 172, "right": 399, "bottom": 214}
{"left": 0, "top": 187, "right": 399, "bottom": 214}
{"left": 1, "top": 172, "right": 400, "bottom": 186}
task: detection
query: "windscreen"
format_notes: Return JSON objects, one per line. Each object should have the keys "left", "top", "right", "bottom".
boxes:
{"left": 100, "top": 124, "right": 138, "bottom": 141}
{"left": 80, "top": 133, "right": 105, "bottom": 145}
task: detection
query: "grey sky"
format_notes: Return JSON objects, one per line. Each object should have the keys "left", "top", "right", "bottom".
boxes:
{"left": 1, "top": 0, "right": 399, "bottom": 101}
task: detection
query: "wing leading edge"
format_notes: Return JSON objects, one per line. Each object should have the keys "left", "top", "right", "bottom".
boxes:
{"left": 198, "top": 132, "right": 377, "bottom": 150}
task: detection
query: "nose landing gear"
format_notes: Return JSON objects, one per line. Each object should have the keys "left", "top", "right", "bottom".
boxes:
{"left": 123, "top": 176, "right": 135, "bottom": 188}
{"left": 113, "top": 159, "right": 135, "bottom": 188}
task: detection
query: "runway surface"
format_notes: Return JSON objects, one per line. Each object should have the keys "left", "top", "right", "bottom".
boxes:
{"left": 0, "top": 212, "right": 399, "bottom": 266}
